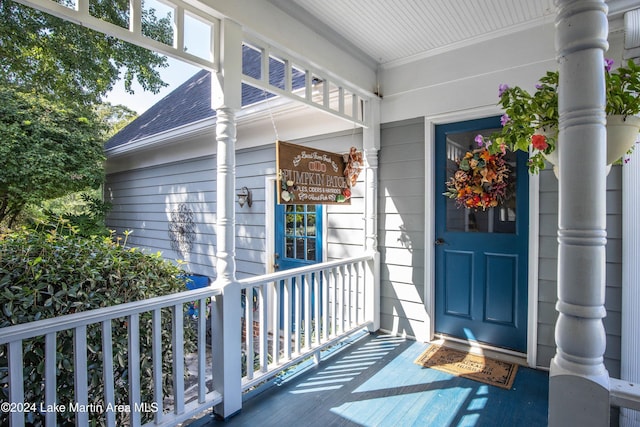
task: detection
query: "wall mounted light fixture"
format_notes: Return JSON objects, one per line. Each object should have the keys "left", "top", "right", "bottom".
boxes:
{"left": 237, "top": 186, "right": 252, "bottom": 208}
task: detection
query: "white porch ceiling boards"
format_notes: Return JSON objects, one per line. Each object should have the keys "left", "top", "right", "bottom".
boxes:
{"left": 268, "top": 0, "right": 556, "bottom": 67}
{"left": 268, "top": 0, "right": 637, "bottom": 68}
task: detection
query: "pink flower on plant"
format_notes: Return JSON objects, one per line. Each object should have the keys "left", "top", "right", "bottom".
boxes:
{"left": 605, "top": 58, "right": 614, "bottom": 72}
{"left": 498, "top": 84, "right": 509, "bottom": 97}
{"left": 500, "top": 114, "right": 510, "bottom": 126}
{"left": 475, "top": 134, "right": 484, "bottom": 147}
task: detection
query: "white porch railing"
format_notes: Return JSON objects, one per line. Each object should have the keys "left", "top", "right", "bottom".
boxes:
{"left": 0, "top": 254, "right": 375, "bottom": 427}
{"left": 237, "top": 254, "right": 375, "bottom": 391}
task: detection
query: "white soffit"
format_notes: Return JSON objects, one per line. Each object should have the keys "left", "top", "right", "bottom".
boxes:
{"left": 270, "top": 0, "right": 556, "bottom": 67}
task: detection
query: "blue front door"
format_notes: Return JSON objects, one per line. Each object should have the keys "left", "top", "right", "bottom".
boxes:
{"left": 434, "top": 116, "right": 529, "bottom": 352}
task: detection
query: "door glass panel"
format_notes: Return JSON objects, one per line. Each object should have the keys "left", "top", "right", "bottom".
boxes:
{"left": 295, "top": 238, "right": 305, "bottom": 259}
{"left": 286, "top": 237, "right": 294, "bottom": 258}
{"left": 307, "top": 238, "right": 316, "bottom": 260}
{"left": 281, "top": 204, "right": 320, "bottom": 262}
{"left": 307, "top": 213, "right": 316, "bottom": 236}
{"left": 445, "top": 128, "right": 517, "bottom": 234}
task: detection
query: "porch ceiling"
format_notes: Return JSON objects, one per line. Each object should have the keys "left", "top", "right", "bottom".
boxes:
{"left": 267, "top": 0, "right": 634, "bottom": 68}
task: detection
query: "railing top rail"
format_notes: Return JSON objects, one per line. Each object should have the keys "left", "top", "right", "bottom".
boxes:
{"left": 0, "top": 286, "right": 222, "bottom": 344}
{"left": 237, "top": 253, "right": 374, "bottom": 289}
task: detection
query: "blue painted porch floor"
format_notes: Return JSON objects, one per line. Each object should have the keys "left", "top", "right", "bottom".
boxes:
{"left": 191, "top": 333, "right": 548, "bottom": 427}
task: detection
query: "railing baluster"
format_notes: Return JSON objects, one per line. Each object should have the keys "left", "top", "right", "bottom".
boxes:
{"left": 8, "top": 340, "right": 25, "bottom": 427}
{"left": 74, "top": 326, "right": 89, "bottom": 426}
{"left": 338, "top": 266, "right": 346, "bottom": 334}
{"left": 353, "top": 263, "right": 359, "bottom": 326}
{"left": 304, "top": 273, "right": 312, "bottom": 350}
{"left": 361, "top": 261, "right": 367, "bottom": 323}
{"left": 271, "top": 281, "right": 280, "bottom": 365}
{"left": 245, "top": 288, "right": 255, "bottom": 380}
{"left": 128, "top": 314, "right": 141, "bottom": 427}
{"left": 283, "top": 278, "right": 291, "bottom": 361}
{"left": 330, "top": 267, "right": 337, "bottom": 337}
{"left": 44, "top": 332, "right": 57, "bottom": 426}
{"left": 151, "top": 309, "right": 163, "bottom": 424}
{"left": 259, "top": 284, "right": 268, "bottom": 373}
{"left": 314, "top": 271, "right": 321, "bottom": 346}
{"left": 294, "top": 275, "right": 302, "bottom": 355}
{"left": 357, "top": 261, "right": 364, "bottom": 324}
{"left": 172, "top": 304, "right": 185, "bottom": 415}
{"left": 197, "top": 297, "right": 207, "bottom": 403}
{"left": 101, "top": 321, "right": 116, "bottom": 427}
{"left": 348, "top": 264, "right": 352, "bottom": 327}
{"left": 322, "top": 269, "right": 329, "bottom": 342}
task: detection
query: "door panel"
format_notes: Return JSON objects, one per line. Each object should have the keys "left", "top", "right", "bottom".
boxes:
{"left": 435, "top": 116, "right": 528, "bottom": 352}
{"left": 485, "top": 254, "right": 517, "bottom": 324}
{"left": 444, "top": 251, "right": 473, "bottom": 318}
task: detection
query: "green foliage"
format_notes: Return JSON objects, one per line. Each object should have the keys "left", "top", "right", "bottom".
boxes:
{"left": 0, "top": 0, "right": 172, "bottom": 106}
{"left": 606, "top": 59, "right": 640, "bottom": 116}
{"left": 491, "top": 71, "right": 559, "bottom": 174}
{"left": 95, "top": 103, "right": 138, "bottom": 139}
{"left": 0, "top": 227, "right": 196, "bottom": 425}
{"left": 41, "top": 194, "right": 112, "bottom": 238}
{"left": 489, "top": 59, "right": 640, "bottom": 173}
{"left": 0, "top": 84, "right": 106, "bottom": 226}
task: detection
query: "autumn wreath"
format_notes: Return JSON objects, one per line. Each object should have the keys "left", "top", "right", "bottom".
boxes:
{"left": 443, "top": 147, "right": 511, "bottom": 210}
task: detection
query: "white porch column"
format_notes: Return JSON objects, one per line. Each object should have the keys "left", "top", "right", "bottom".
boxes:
{"left": 363, "top": 98, "right": 380, "bottom": 332}
{"left": 211, "top": 18, "right": 243, "bottom": 419}
{"left": 621, "top": 145, "right": 640, "bottom": 426}
{"left": 549, "top": 1, "right": 610, "bottom": 426}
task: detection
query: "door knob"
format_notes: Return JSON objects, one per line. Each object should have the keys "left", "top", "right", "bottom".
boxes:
{"left": 435, "top": 238, "right": 447, "bottom": 245}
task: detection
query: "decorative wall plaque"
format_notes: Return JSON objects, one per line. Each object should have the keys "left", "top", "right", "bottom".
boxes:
{"left": 168, "top": 203, "right": 195, "bottom": 256}
{"left": 276, "top": 140, "right": 351, "bottom": 205}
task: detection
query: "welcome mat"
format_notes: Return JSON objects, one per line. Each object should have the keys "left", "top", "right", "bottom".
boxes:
{"left": 414, "top": 344, "right": 518, "bottom": 390}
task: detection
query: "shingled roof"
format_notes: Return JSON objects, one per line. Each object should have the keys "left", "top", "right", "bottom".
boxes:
{"left": 105, "top": 46, "right": 305, "bottom": 150}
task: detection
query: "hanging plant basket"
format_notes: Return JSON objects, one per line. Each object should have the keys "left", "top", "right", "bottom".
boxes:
{"left": 443, "top": 147, "right": 512, "bottom": 211}
{"left": 606, "top": 115, "right": 640, "bottom": 165}
{"left": 535, "top": 116, "right": 640, "bottom": 178}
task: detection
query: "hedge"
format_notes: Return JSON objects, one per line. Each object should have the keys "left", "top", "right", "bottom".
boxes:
{"left": 0, "top": 226, "right": 196, "bottom": 426}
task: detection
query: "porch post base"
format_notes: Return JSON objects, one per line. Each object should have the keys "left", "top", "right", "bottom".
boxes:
{"left": 548, "top": 374, "right": 610, "bottom": 426}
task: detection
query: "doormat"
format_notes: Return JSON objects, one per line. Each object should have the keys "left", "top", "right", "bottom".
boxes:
{"left": 414, "top": 344, "right": 518, "bottom": 390}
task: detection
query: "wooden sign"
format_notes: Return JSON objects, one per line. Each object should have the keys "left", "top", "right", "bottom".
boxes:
{"left": 276, "top": 140, "right": 352, "bottom": 205}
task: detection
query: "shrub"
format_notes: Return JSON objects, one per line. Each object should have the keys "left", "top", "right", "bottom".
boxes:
{"left": 0, "top": 226, "right": 196, "bottom": 426}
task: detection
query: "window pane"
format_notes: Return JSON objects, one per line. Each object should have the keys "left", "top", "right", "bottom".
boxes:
{"left": 295, "top": 214, "right": 305, "bottom": 236}
{"left": 286, "top": 237, "right": 294, "bottom": 258}
{"left": 307, "top": 214, "right": 316, "bottom": 236}
{"left": 286, "top": 214, "right": 295, "bottom": 235}
{"left": 307, "top": 238, "right": 316, "bottom": 260}
{"left": 445, "top": 129, "right": 517, "bottom": 234}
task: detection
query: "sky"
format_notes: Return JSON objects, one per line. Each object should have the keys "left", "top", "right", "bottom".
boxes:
{"left": 102, "top": 0, "right": 210, "bottom": 114}
{"left": 103, "top": 57, "right": 200, "bottom": 114}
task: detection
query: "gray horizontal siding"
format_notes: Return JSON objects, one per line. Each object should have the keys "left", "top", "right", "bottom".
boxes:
{"left": 105, "top": 130, "right": 367, "bottom": 281}
{"left": 106, "top": 156, "right": 217, "bottom": 278}
{"left": 536, "top": 165, "right": 622, "bottom": 376}
{"left": 378, "top": 117, "right": 426, "bottom": 338}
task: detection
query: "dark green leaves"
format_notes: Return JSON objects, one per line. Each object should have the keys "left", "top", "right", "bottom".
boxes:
{"left": 0, "top": 227, "right": 197, "bottom": 425}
